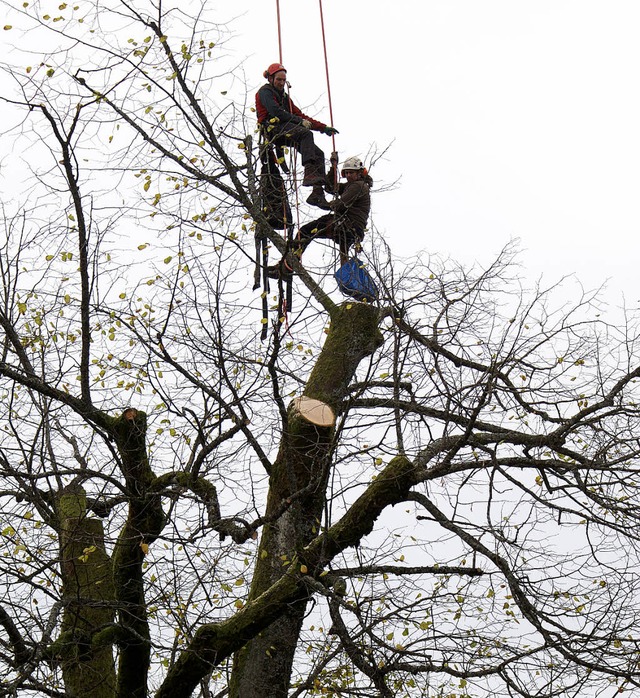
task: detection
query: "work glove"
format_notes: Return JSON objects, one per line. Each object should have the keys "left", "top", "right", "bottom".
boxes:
{"left": 326, "top": 164, "right": 337, "bottom": 184}
{"left": 301, "top": 119, "right": 311, "bottom": 129}
{"left": 324, "top": 126, "right": 339, "bottom": 136}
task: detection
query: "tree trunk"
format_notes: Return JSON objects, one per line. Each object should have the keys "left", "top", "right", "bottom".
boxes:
{"left": 55, "top": 485, "right": 117, "bottom": 698}
{"left": 229, "top": 303, "right": 382, "bottom": 698}
{"left": 110, "top": 408, "right": 165, "bottom": 698}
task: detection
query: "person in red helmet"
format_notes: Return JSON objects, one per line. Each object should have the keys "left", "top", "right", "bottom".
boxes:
{"left": 256, "top": 63, "right": 338, "bottom": 209}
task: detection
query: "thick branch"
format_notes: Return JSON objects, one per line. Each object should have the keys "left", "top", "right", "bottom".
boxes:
{"left": 0, "top": 605, "right": 30, "bottom": 667}
{"left": 38, "top": 105, "right": 92, "bottom": 406}
{"left": 158, "top": 454, "right": 419, "bottom": 696}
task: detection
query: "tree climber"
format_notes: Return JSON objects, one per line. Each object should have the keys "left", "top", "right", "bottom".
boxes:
{"left": 256, "top": 63, "right": 339, "bottom": 209}
{"left": 268, "top": 156, "right": 372, "bottom": 278}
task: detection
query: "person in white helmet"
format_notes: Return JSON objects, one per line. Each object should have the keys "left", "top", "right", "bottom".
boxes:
{"left": 268, "top": 156, "right": 372, "bottom": 278}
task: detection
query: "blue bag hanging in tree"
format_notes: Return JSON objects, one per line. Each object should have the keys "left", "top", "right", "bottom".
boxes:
{"left": 334, "top": 258, "right": 379, "bottom": 303}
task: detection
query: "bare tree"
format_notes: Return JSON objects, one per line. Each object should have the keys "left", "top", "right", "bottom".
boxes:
{"left": 1, "top": 2, "right": 640, "bottom": 697}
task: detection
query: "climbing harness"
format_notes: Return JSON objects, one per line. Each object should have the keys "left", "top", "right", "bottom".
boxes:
{"left": 254, "top": 135, "right": 295, "bottom": 339}
{"left": 259, "top": 148, "right": 292, "bottom": 231}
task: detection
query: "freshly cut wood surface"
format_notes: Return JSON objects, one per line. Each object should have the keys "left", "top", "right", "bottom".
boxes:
{"left": 292, "top": 396, "right": 335, "bottom": 427}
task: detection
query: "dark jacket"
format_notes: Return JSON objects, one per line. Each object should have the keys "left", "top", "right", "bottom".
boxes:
{"left": 332, "top": 180, "right": 371, "bottom": 232}
{"left": 256, "top": 83, "right": 327, "bottom": 131}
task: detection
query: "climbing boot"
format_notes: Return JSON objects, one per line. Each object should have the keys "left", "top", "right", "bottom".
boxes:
{"left": 306, "top": 185, "right": 331, "bottom": 210}
{"left": 302, "top": 161, "right": 325, "bottom": 187}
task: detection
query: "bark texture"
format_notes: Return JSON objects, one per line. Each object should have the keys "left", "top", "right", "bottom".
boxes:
{"left": 156, "top": 455, "right": 418, "bottom": 697}
{"left": 110, "top": 408, "right": 165, "bottom": 698}
{"left": 229, "top": 302, "right": 383, "bottom": 698}
{"left": 54, "top": 485, "right": 117, "bottom": 698}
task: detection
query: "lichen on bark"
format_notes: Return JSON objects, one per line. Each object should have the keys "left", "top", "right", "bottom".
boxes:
{"left": 55, "top": 485, "right": 116, "bottom": 698}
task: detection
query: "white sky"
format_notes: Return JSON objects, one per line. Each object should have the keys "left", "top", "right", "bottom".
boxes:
{"left": 2, "top": 1, "right": 638, "bottom": 307}
{"left": 221, "top": 0, "right": 640, "bottom": 306}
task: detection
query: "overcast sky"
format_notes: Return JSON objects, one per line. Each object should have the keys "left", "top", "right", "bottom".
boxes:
{"left": 219, "top": 0, "right": 640, "bottom": 306}
{"left": 2, "top": 1, "right": 638, "bottom": 307}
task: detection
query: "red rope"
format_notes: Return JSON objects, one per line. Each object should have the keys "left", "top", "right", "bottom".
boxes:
{"left": 275, "top": 0, "right": 283, "bottom": 63}
{"left": 272, "top": 0, "right": 338, "bottom": 289}
{"left": 318, "top": 0, "right": 336, "bottom": 153}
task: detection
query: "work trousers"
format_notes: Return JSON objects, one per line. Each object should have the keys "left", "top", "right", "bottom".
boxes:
{"left": 270, "top": 123, "right": 324, "bottom": 167}
{"left": 296, "top": 214, "right": 363, "bottom": 260}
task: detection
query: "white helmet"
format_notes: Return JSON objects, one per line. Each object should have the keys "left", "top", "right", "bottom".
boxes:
{"left": 341, "top": 156, "right": 364, "bottom": 173}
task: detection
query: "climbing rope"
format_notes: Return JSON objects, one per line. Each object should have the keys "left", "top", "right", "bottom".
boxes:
{"left": 275, "top": 0, "right": 284, "bottom": 63}
{"left": 318, "top": 0, "right": 337, "bottom": 157}
{"left": 259, "top": 0, "right": 344, "bottom": 337}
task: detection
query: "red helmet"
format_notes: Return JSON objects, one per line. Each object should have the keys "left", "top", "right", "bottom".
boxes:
{"left": 264, "top": 63, "right": 286, "bottom": 79}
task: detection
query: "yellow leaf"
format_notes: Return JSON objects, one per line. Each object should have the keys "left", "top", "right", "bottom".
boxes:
{"left": 300, "top": 564, "right": 308, "bottom": 574}
{"left": 234, "top": 600, "right": 244, "bottom": 609}
{"left": 3, "top": 25, "right": 12, "bottom": 30}
{"left": 140, "top": 542, "right": 149, "bottom": 555}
